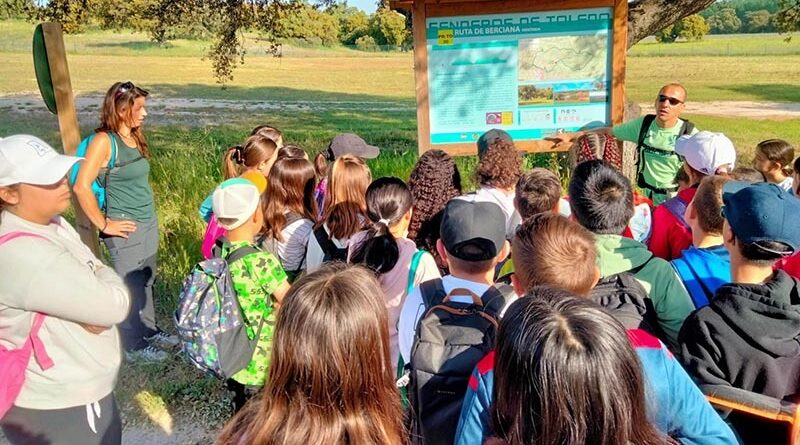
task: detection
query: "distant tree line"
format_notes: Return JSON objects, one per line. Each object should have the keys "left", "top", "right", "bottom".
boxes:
{"left": 701, "top": 0, "right": 796, "bottom": 34}
{"left": 654, "top": 0, "right": 799, "bottom": 43}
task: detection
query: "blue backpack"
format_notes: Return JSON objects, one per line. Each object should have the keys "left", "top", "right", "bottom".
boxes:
{"left": 174, "top": 243, "right": 264, "bottom": 379}
{"left": 68, "top": 132, "right": 141, "bottom": 214}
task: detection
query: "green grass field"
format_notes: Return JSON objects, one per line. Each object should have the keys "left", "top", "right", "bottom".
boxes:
{"left": 2, "top": 18, "right": 800, "bottom": 432}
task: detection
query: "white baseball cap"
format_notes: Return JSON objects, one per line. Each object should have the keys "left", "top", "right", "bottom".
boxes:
{"left": 675, "top": 131, "right": 737, "bottom": 176}
{"left": 0, "top": 135, "right": 82, "bottom": 187}
{"left": 212, "top": 180, "right": 261, "bottom": 230}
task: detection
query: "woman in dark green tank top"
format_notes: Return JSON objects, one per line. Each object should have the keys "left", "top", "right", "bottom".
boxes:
{"left": 73, "top": 81, "right": 175, "bottom": 362}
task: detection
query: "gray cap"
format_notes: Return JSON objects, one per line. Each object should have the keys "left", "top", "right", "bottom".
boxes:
{"left": 476, "top": 129, "right": 512, "bottom": 159}
{"left": 326, "top": 133, "right": 380, "bottom": 160}
{"left": 440, "top": 199, "right": 506, "bottom": 261}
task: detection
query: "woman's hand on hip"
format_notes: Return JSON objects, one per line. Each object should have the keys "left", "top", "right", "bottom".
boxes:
{"left": 102, "top": 218, "right": 137, "bottom": 238}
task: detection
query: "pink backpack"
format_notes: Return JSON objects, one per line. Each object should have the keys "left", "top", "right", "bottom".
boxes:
{"left": 0, "top": 231, "right": 54, "bottom": 418}
{"left": 201, "top": 215, "right": 227, "bottom": 260}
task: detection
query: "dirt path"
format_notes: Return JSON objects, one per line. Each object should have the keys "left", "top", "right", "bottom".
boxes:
{"left": 2, "top": 94, "right": 800, "bottom": 126}
{"left": 0, "top": 420, "right": 217, "bottom": 445}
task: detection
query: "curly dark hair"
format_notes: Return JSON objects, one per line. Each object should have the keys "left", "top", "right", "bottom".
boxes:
{"left": 408, "top": 150, "right": 462, "bottom": 274}
{"left": 476, "top": 138, "right": 522, "bottom": 190}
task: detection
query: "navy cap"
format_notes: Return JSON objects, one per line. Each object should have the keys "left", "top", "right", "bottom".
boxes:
{"left": 722, "top": 181, "right": 800, "bottom": 254}
{"left": 476, "top": 129, "right": 512, "bottom": 159}
{"left": 440, "top": 199, "right": 506, "bottom": 261}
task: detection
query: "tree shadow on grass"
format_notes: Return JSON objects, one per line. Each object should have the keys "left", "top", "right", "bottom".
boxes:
{"left": 711, "top": 84, "right": 800, "bottom": 103}
{"left": 135, "top": 83, "right": 415, "bottom": 104}
{"left": 86, "top": 41, "right": 172, "bottom": 51}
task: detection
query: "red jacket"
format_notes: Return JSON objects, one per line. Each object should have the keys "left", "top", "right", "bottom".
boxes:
{"left": 648, "top": 187, "right": 696, "bottom": 261}
{"left": 776, "top": 252, "right": 800, "bottom": 279}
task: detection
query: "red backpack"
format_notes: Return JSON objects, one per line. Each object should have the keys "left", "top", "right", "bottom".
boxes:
{"left": 0, "top": 231, "right": 54, "bottom": 418}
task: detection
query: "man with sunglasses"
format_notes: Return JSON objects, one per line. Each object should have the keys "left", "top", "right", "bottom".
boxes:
{"left": 550, "top": 84, "right": 698, "bottom": 205}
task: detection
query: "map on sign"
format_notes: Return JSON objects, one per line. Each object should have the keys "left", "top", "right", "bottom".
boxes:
{"left": 518, "top": 35, "right": 608, "bottom": 82}
{"left": 425, "top": 8, "right": 613, "bottom": 145}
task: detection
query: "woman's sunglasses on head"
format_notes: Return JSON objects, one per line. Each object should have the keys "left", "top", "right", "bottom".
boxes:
{"left": 115, "top": 81, "right": 135, "bottom": 98}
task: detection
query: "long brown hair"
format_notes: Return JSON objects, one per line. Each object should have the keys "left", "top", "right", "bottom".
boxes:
{"left": 260, "top": 157, "right": 317, "bottom": 242}
{"left": 491, "top": 287, "right": 663, "bottom": 445}
{"left": 319, "top": 154, "right": 371, "bottom": 240}
{"left": 96, "top": 81, "right": 150, "bottom": 157}
{"left": 215, "top": 263, "right": 405, "bottom": 445}
{"left": 223, "top": 134, "right": 278, "bottom": 179}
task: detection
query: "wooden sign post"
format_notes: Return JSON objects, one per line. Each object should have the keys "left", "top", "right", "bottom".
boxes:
{"left": 34, "top": 23, "right": 100, "bottom": 256}
{"left": 391, "top": 0, "right": 628, "bottom": 157}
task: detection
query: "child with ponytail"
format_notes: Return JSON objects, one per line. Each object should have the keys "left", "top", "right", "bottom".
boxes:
{"left": 350, "top": 177, "right": 440, "bottom": 367}
{"left": 222, "top": 134, "right": 278, "bottom": 180}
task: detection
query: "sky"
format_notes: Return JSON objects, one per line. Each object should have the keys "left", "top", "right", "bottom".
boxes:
{"left": 346, "top": 0, "right": 378, "bottom": 14}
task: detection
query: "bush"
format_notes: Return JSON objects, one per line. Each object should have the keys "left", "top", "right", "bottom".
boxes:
{"left": 355, "top": 35, "right": 379, "bottom": 52}
{"left": 655, "top": 14, "right": 710, "bottom": 42}
{"left": 708, "top": 8, "right": 742, "bottom": 34}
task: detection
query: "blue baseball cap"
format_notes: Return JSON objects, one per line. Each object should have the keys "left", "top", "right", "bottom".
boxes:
{"left": 722, "top": 181, "right": 800, "bottom": 254}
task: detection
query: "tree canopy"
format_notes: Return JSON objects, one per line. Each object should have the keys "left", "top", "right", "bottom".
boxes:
{"left": 19, "top": 0, "right": 800, "bottom": 84}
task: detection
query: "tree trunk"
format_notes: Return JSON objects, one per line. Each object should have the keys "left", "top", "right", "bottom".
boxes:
{"left": 627, "top": 0, "right": 716, "bottom": 48}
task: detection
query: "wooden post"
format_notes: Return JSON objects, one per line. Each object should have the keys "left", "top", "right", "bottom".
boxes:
{"left": 41, "top": 23, "right": 100, "bottom": 256}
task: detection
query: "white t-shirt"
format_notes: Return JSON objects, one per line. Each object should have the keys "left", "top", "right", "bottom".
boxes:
{"left": 459, "top": 187, "right": 521, "bottom": 239}
{"left": 397, "top": 275, "right": 518, "bottom": 364}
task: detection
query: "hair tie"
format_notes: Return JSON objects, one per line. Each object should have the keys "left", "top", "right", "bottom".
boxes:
{"left": 378, "top": 218, "right": 391, "bottom": 226}
{"left": 233, "top": 145, "right": 244, "bottom": 164}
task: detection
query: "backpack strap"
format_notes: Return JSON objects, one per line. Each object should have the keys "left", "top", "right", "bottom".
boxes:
{"left": 405, "top": 250, "right": 426, "bottom": 296}
{"left": 680, "top": 119, "right": 695, "bottom": 136}
{"left": 0, "top": 232, "right": 53, "bottom": 370}
{"left": 672, "top": 257, "right": 711, "bottom": 309}
{"left": 635, "top": 115, "right": 680, "bottom": 195}
{"left": 101, "top": 132, "right": 118, "bottom": 216}
{"left": 225, "top": 244, "right": 261, "bottom": 264}
{"left": 479, "top": 283, "right": 515, "bottom": 316}
{"left": 636, "top": 114, "right": 657, "bottom": 157}
{"left": 313, "top": 225, "right": 346, "bottom": 262}
{"left": 662, "top": 195, "right": 689, "bottom": 230}
{"left": 419, "top": 278, "right": 447, "bottom": 310}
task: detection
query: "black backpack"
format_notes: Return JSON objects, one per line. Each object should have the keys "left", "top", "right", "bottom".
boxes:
{"left": 407, "top": 279, "right": 515, "bottom": 445}
{"left": 589, "top": 272, "right": 661, "bottom": 337}
{"left": 589, "top": 257, "right": 662, "bottom": 339}
{"left": 635, "top": 114, "right": 695, "bottom": 195}
{"left": 313, "top": 225, "right": 348, "bottom": 263}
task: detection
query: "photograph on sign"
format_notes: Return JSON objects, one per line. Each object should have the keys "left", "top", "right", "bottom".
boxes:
{"left": 426, "top": 8, "right": 613, "bottom": 146}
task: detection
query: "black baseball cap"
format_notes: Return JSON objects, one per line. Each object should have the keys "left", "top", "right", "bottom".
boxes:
{"left": 324, "top": 133, "right": 380, "bottom": 161}
{"left": 440, "top": 199, "right": 506, "bottom": 261}
{"left": 476, "top": 129, "right": 512, "bottom": 159}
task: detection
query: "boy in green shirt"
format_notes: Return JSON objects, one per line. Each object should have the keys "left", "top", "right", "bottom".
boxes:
{"left": 212, "top": 179, "right": 290, "bottom": 411}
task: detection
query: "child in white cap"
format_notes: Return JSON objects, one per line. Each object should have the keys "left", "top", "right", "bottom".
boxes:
{"left": 211, "top": 178, "right": 290, "bottom": 412}
{"left": 0, "top": 135, "right": 130, "bottom": 444}
{"left": 648, "top": 131, "right": 736, "bottom": 261}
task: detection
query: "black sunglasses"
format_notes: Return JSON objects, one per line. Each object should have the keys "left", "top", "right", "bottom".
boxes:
{"left": 115, "top": 81, "right": 135, "bottom": 98}
{"left": 657, "top": 94, "right": 684, "bottom": 106}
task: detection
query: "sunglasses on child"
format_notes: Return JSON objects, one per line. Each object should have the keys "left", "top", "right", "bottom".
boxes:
{"left": 657, "top": 95, "right": 684, "bottom": 106}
